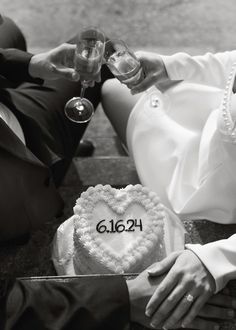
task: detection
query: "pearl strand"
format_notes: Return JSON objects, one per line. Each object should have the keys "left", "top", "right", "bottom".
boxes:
{"left": 221, "top": 62, "right": 236, "bottom": 143}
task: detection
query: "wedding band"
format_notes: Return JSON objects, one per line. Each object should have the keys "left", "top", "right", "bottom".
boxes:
{"left": 184, "top": 293, "right": 194, "bottom": 303}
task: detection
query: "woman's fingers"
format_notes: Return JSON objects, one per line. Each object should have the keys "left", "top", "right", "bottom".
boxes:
{"left": 180, "top": 290, "right": 212, "bottom": 328}
{"left": 148, "top": 285, "right": 190, "bottom": 328}
{"left": 130, "top": 74, "right": 157, "bottom": 94}
{"left": 145, "top": 267, "right": 179, "bottom": 317}
{"left": 145, "top": 250, "right": 215, "bottom": 328}
{"left": 148, "top": 251, "right": 182, "bottom": 277}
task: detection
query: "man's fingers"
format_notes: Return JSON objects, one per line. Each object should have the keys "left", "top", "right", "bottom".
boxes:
{"left": 220, "top": 287, "right": 230, "bottom": 295}
{"left": 182, "top": 317, "right": 220, "bottom": 330}
{"left": 93, "top": 72, "right": 101, "bottom": 83}
{"left": 145, "top": 269, "right": 179, "bottom": 317}
{"left": 149, "top": 285, "right": 188, "bottom": 328}
{"left": 198, "top": 304, "right": 235, "bottom": 320}
{"left": 52, "top": 43, "right": 77, "bottom": 68}
{"left": 208, "top": 293, "right": 236, "bottom": 309}
{"left": 160, "top": 291, "right": 199, "bottom": 329}
{"left": 53, "top": 66, "right": 80, "bottom": 81}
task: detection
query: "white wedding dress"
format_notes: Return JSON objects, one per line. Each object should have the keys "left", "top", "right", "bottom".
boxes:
{"left": 126, "top": 50, "right": 236, "bottom": 291}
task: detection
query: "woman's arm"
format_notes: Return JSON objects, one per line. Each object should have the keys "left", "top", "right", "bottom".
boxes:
{"left": 131, "top": 50, "right": 236, "bottom": 94}
{"left": 162, "top": 50, "right": 236, "bottom": 88}
{"left": 186, "top": 234, "right": 236, "bottom": 292}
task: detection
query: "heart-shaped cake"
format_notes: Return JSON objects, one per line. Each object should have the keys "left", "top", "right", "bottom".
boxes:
{"left": 73, "top": 184, "right": 166, "bottom": 274}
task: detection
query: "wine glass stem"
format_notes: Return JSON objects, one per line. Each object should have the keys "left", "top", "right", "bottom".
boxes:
{"left": 80, "top": 82, "right": 87, "bottom": 100}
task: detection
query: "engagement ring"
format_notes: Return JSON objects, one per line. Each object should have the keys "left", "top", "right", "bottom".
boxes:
{"left": 184, "top": 293, "right": 194, "bottom": 303}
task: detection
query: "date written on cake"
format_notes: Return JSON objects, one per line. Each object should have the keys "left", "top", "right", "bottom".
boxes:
{"left": 96, "top": 219, "right": 143, "bottom": 234}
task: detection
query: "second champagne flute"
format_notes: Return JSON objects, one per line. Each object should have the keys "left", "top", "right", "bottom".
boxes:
{"left": 64, "top": 27, "right": 105, "bottom": 123}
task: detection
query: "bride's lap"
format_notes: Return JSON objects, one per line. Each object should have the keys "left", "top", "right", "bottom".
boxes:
{"left": 101, "top": 79, "right": 141, "bottom": 147}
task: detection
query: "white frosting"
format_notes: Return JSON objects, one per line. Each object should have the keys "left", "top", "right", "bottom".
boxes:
{"left": 73, "top": 184, "right": 166, "bottom": 274}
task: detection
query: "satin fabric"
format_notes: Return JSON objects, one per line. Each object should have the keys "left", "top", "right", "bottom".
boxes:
{"left": 0, "top": 102, "right": 25, "bottom": 144}
{"left": 127, "top": 51, "right": 236, "bottom": 223}
{"left": 2, "top": 277, "right": 129, "bottom": 330}
{"left": 126, "top": 51, "right": 236, "bottom": 291}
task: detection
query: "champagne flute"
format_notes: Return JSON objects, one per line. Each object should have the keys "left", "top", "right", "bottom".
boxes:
{"left": 64, "top": 27, "right": 105, "bottom": 123}
{"left": 104, "top": 39, "right": 161, "bottom": 108}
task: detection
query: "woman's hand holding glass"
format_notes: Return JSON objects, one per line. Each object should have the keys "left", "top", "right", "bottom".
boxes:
{"left": 104, "top": 39, "right": 144, "bottom": 88}
{"left": 145, "top": 250, "right": 217, "bottom": 329}
{"left": 130, "top": 51, "right": 179, "bottom": 95}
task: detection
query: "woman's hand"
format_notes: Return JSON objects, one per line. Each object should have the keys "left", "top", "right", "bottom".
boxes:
{"left": 130, "top": 51, "right": 171, "bottom": 94}
{"left": 146, "top": 250, "right": 216, "bottom": 329}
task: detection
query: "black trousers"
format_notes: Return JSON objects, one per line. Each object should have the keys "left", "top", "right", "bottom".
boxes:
{"left": 0, "top": 16, "right": 113, "bottom": 186}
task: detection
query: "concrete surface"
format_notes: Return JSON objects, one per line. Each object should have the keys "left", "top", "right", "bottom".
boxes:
{"left": 1, "top": 0, "right": 236, "bottom": 54}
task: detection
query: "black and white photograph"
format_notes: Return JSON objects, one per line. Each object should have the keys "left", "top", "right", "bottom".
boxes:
{"left": 0, "top": 0, "right": 236, "bottom": 329}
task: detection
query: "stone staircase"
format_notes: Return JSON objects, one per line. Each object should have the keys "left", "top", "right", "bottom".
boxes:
{"left": 58, "top": 103, "right": 140, "bottom": 230}
{"left": 71, "top": 104, "right": 139, "bottom": 186}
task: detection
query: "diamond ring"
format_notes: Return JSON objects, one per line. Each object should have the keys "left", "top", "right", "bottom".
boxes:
{"left": 184, "top": 293, "right": 194, "bottom": 303}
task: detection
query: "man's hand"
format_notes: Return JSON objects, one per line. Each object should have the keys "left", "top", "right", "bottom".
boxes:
{"left": 28, "top": 43, "right": 80, "bottom": 81}
{"left": 127, "top": 262, "right": 235, "bottom": 329}
{"left": 127, "top": 268, "right": 165, "bottom": 328}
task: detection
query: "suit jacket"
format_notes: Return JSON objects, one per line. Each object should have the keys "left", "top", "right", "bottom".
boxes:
{"left": 0, "top": 48, "right": 63, "bottom": 243}
{"left": 0, "top": 49, "right": 130, "bottom": 330}
{"left": 1, "top": 277, "right": 129, "bottom": 330}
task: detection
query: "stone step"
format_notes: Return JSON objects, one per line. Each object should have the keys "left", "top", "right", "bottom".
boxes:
{"left": 79, "top": 136, "right": 127, "bottom": 157}
{"left": 62, "top": 156, "right": 140, "bottom": 187}
{"left": 83, "top": 104, "right": 116, "bottom": 138}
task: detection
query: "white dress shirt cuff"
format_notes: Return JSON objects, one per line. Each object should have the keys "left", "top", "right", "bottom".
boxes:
{"left": 186, "top": 240, "right": 236, "bottom": 293}
{"left": 161, "top": 53, "right": 188, "bottom": 81}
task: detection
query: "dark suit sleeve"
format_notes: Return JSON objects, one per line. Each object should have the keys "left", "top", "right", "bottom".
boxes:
{"left": 0, "top": 48, "right": 43, "bottom": 84}
{"left": 2, "top": 277, "right": 130, "bottom": 330}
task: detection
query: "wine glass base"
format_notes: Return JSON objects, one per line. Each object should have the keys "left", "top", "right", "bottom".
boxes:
{"left": 64, "top": 97, "right": 94, "bottom": 123}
